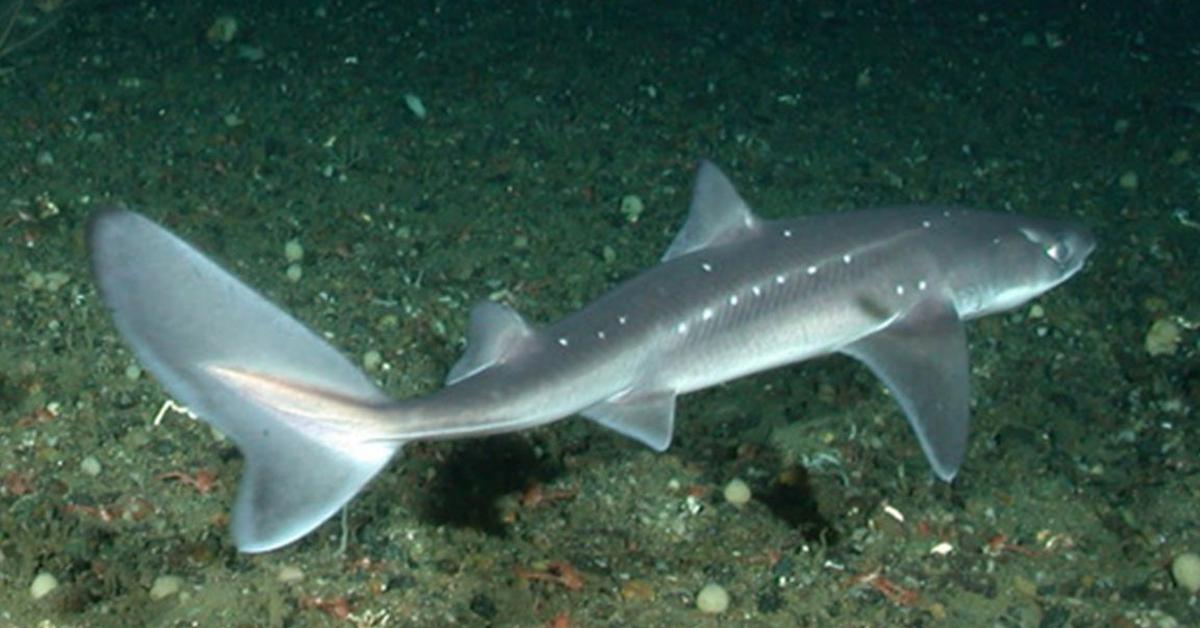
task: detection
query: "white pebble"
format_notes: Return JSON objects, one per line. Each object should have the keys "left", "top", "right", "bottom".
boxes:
{"left": 1172, "top": 552, "right": 1200, "bottom": 593}
{"left": 696, "top": 582, "right": 729, "bottom": 614}
{"left": 149, "top": 574, "right": 183, "bottom": 600}
{"left": 80, "top": 456, "right": 102, "bottom": 477}
{"left": 284, "top": 239, "right": 304, "bottom": 263}
{"left": 723, "top": 478, "right": 752, "bottom": 506}
{"left": 404, "top": 93, "right": 427, "bottom": 120}
{"left": 30, "top": 572, "right": 58, "bottom": 600}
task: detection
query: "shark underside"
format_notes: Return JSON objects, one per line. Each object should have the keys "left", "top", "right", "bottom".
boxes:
{"left": 88, "top": 161, "right": 1095, "bottom": 552}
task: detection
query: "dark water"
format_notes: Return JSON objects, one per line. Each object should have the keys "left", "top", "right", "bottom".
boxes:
{"left": 1, "top": 1, "right": 1197, "bottom": 625}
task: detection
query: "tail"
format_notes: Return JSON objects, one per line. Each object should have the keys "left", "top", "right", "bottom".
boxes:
{"left": 88, "top": 209, "right": 401, "bottom": 552}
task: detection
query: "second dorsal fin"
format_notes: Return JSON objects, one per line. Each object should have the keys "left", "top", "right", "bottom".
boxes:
{"left": 446, "top": 300, "right": 535, "bottom": 385}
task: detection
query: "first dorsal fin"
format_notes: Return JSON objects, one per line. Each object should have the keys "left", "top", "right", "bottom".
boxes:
{"left": 662, "top": 160, "right": 762, "bottom": 261}
{"left": 446, "top": 300, "right": 535, "bottom": 385}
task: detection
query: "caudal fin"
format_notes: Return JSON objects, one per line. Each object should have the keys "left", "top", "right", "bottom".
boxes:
{"left": 88, "top": 209, "right": 401, "bottom": 552}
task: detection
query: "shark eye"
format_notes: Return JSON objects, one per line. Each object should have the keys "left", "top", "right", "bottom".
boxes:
{"left": 1020, "top": 227, "right": 1066, "bottom": 263}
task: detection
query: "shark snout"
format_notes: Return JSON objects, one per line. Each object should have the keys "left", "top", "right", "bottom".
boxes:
{"left": 1057, "top": 224, "right": 1097, "bottom": 275}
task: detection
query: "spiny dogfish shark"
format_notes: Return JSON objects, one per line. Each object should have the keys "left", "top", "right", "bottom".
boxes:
{"left": 88, "top": 161, "right": 1095, "bottom": 552}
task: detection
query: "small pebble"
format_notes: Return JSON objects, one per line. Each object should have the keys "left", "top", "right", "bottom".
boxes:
{"left": 405, "top": 93, "right": 427, "bottom": 120}
{"left": 855, "top": 67, "right": 872, "bottom": 89}
{"left": 80, "top": 455, "right": 102, "bottom": 477}
{"left": 44, "top": 270, "right": 70, "bottom": 291}
{"left": 277, "top": 565, "right": 305, "bottom": 583}
{"left": 619, "top": 195, "right": 644, "bottom": 223}
{"left": 30, "top": 572, "right": 58, "bottom": 600}
{"left": 24, "top": 271, "right": 45, "bottom": 290}
{"left": 696, "top": 582, "right": 729, "bottom": 614}
{"left": 237, "top": 45, "right": 265, "bottom": 62}
{"left": 1145, "top": 318, "right": 1181, "bottom": 356}
{"left": 1172, "top": 552, "right": 1200, "bottom": 593}
{"left": 723, "top": 478, "right": 752, "bottom": 507}
{"left": 284, "top": 239, "right": 304, "bottom": 263}
{"left": 1117, "top": 170, "right": 1138, "bottom": 191}
{"left": 362, "top": 349, "right": 383, "bottom": 371}
{"left": 207, "top": 16, "right": 238, "bottom": 45}
{"left": 149, "top": 574, "right": 183, "bottom": 600}
{"left": 618, "top": 579, "right": 655, "bottom": 601}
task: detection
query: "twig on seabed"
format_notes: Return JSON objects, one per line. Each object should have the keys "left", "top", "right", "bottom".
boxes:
{"left": 0, "top": 0, "right": 68, "bottom": 63}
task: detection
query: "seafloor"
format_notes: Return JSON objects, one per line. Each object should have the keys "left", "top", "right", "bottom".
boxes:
{"left": 1, "top": 1, "right": 1198, "bottom": 626}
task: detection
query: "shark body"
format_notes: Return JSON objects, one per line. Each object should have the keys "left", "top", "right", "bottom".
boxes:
{"left": 88, "top": 161, "right": 1094, "bottom": 552}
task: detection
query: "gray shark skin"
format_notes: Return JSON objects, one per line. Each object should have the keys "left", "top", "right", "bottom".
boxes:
{"left": 88, "top": 161, "right": 1095, "bottom": 552}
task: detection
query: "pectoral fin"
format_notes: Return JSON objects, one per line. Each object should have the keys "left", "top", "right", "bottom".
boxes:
{"left": 841, "top": 296, "right": 970, "bottom": 481}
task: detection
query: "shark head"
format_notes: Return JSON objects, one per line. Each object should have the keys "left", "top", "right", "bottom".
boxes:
{"left": 954, "top": 214, "right": 1096, "bottom": 319}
